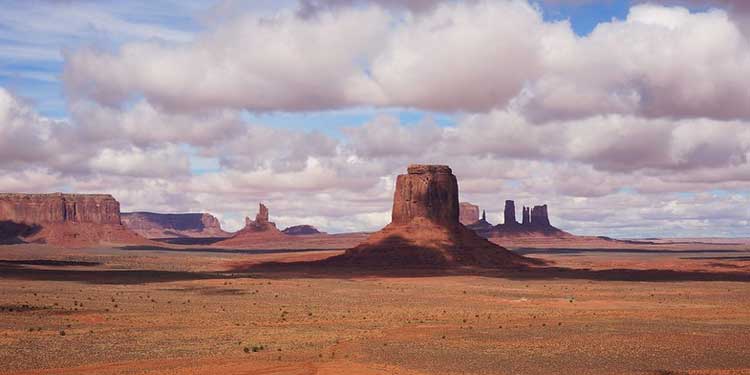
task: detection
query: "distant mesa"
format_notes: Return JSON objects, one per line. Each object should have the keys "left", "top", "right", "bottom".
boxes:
{"left": 215, "top": 203, "right": 286, "bottom": 247}
{"left": 0, "top": 193, "right": 148, "bottom": 247}
{"left": 459, "top": 202, "right": 480, "bottom": 225}
{"left": 320, "top": 164, "right": 537, "bottom": 268}
{"left": 121, "top": 212, "right": 230, "bottom": 239}
{"left": 282, "top": 225, "right": 324, "bottom": 236}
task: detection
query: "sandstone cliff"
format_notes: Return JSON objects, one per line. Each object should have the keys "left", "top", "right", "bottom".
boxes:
{"left": 0, "top": 193, "right": 147, "bottom": 246}
{"left": 322, "top": 165, "right": 536, "bottom": 268}
{"left": 121, "top": 212, "right": 230, "bottom": 239}
{"left": 459, "top": 202, "right": 480, "bottom": 225}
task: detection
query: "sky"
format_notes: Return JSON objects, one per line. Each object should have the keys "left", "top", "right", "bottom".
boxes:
{"left": 2, "top": 0, "right": 750, "bottom": 237}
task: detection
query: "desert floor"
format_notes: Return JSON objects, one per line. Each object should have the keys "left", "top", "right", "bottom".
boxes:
{"left": 1, "top": 240, "right": 750, "bottom": 375}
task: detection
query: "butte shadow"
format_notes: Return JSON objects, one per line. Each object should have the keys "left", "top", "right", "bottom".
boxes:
{"left": 240, "top": 164, "right": 544, "bottom": 273}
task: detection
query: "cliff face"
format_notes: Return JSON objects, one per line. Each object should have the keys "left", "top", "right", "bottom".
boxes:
{"left": 121, "top": 212, "right": 229, "bottom": 238}
{"left": 0, "top": 193, "right": 147, "bottom": 247}
{"left": 391, "top": 165, "right": 459, "bottom": 227}
{"left": 459, "top": 202, "right": 480, "bottom": 225}
{"left": 0, "top": 193, "right": 120, "bottom": 225}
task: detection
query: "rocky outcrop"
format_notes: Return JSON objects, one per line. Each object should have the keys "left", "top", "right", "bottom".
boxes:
{"left": 466, "top": 209, "right": 494, "bottom": 237}
{"left": 504, "top": 200, "right": 518, "bottom": 225}
{"left": 489, "top": 200, "right": 567, "bottom": 237}
{"left": 121, "top": 212, "right": 230, "bottom": 239}
{"left": 459, "top": 202, "right": 480, "bottom": 225}
{"left": 530, "top": 205, "right": 551, "bottom": 227}
{"left": 241, "top": 203, "right": 277, "bottom": 232}
{"left": 0, "top": 193, "right": 147, "bottom": 246}
{"left": 215, "top": 203, "right": 285, "bottom": 247}
{"left": 282, "top": 225, "right": 324, "bottom": 235}
{"left": 322, "top": 165, "right": 536, "bottom": 268}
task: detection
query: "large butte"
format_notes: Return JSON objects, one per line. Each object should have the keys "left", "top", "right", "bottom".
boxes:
{"left": 323, "top": 164, "right": 537, "bottom": 268}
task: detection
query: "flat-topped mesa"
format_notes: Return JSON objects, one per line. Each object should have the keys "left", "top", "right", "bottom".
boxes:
{"left": 121, "top": 212, "right": 229, "bottom": 238}
{"left": 323, "top": 165, "right": 537, "bottom": 268}
{"left": 459, "top": 202, "right": 480, "bottom": 225}
{"left": 0, "top": 193, "right": 120, "bottom": 225}
{"left": 530, "top": 205, "right": 550, "bottom": 227}
{"left": 0, "top": 192, "right": 148, "bottom": 246}
{"left": 504, "top": 200, "right": 518, "bottom": 225}
{"left": 406, "top": 164, "right": 453, "bottom": 174}
{"left": 392, "top": 164, "right": 459, "bottom": 227}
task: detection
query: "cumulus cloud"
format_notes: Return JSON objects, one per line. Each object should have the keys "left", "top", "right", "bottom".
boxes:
{"left": 5, "top": 1, "right": 750, "bottom": 237}
{"left": 61, "top": 1, "right": 750, "bottom": 121}
{"left": 64, "top": 5, "right": 390, "bottom": 111}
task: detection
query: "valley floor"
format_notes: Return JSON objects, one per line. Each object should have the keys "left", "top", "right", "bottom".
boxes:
{"left": 1, "top": 241, "right": 749, "bottom": 375}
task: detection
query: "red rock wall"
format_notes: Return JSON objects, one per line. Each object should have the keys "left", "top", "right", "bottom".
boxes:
{"left": 391, "top": 165, "right": 459, "bottom": 226}
{"left": 0, "top": 193, "right": 121, "bottom": 225}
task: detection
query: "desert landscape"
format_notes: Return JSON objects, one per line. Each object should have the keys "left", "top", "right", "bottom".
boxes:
{"left": 4, "top": 0, "right": 750, "bottom": 374}
{"left": 1, "top": 165, "right": 749, "bottom": 375}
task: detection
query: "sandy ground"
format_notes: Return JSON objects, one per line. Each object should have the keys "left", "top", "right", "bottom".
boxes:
{"left": 1, "top": 240, "right": 750, "bottom": 375}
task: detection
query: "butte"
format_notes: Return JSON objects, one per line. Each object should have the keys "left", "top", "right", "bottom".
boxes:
{"left": 321, "top": 165, "right": 537, "bottom": 268}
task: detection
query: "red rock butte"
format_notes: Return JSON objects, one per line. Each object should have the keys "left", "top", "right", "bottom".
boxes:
{"left": 0, "top": 193, "right": 147, "bottom": 246}
{"left": 215, "top": 203, "right": 285, "bottom": 247}
{"left": 322, "top": 164, "right": 536, "bottom": 268}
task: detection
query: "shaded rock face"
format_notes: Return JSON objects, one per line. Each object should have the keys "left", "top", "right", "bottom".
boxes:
{"left": 324, "top": 165, "right": 536, "bottom": 268}
{"left": 487, "top": 201, "right": 566, "bottom": 238}
{"left": 0, "top": 193, "right": 147, "bottom": 246}
{"left": 530, "top": 205, "right": 551, "bottom": 227}
{"left": 392, "top": 165, "right": 458, "bottom": 227}
{"left": 121, "top": 212, "right": 229, "bottom": 239}
{"left": 0, "top": 193, "right": 120, "bottom": 225}
{"left": 504, "top": 200, "right": 517, "bottom": 225}
{"left": 282, "top": 225, "right": 323, "bottom": 236}
{"left": 522, "top": 206, "right": 531, "bottom": 225}
{"left": 459, "top": 202, "right": 480, "bottom": 225}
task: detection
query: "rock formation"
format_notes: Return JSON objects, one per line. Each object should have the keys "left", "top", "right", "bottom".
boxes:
{"left": 522, "top": 206, "right": 531, "bottom": 225}
{"left": 0, "top": 193, "right": 147, "bottom": 246}
{"left": 530, "top": 205, "right": 551, "bottom": 227}
{"left": 504, "top": 200, "right": 518, "bottom": 225}
{"left": 215, "top": 203, "right": 285, "bottom": 247}
{"left": 459, "top": 202, "right": 480, "bottom": 225}
{"left": 121, "top": 212, "right": 229, "bottom": 239}
{"left": 488, "top": 200, "right": 567, "bottom": 237}
{"left": 466, "top": 209, "right": 494, "bottom": 237}
{"left": 282, "top": 225, "right": 324, "bottom": 235}
{"left": 322, "top": 165, "right": 535, "bottom": 268}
